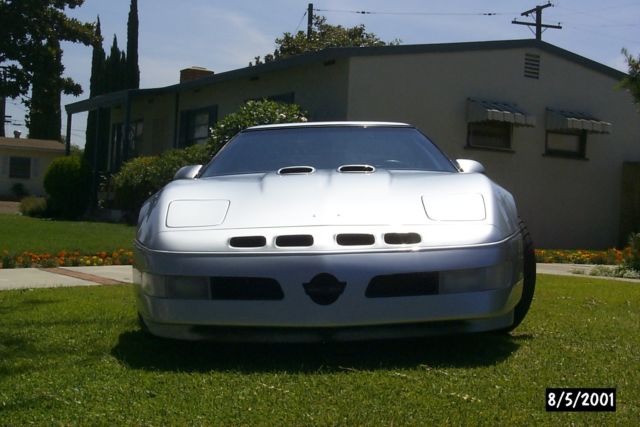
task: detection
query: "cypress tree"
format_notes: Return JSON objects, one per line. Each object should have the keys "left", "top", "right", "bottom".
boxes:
{"left": 84, "top": 16, "right": 106, "bottom": 173}
{"left": 126, "top": 0, "right": 140, "bottom": 89}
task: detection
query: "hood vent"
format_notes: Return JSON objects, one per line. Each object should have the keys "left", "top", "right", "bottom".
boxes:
{"left": 338, "top": 164, "right": 375, "bottom": 173}
{"left": 277, "top": 166, "right": 315, "bottom": 175}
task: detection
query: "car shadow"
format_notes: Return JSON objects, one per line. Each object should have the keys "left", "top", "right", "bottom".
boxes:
{"left": 111, "top": 329, "right": 531, "bottom": 373}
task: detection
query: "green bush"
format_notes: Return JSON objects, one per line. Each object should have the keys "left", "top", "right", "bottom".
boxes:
{"left": 19, "top": 196, "right": 48, "bottom": 217}
{"left": 624, "top": 232, "right": 640, "bottom": 271}
{"left": 11, "top": 183, "right": 29, "bottom": 200}
{"left": 207, "top": 99, "right": 307, "bottom": 153}
{"left": 43, "top": 156, "right": 91, "bottom": 219}
{"left": 113, "top": 100, "right": 308, "bottom": 215}
{"left": 112, "top": 144, "right": 210, "bottom": 215}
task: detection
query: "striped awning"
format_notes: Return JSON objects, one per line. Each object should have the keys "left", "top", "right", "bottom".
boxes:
{"left": 545, "top": 109, "right": 611, "bottom": 134}
{"left": 467, "top": 98, "right": 536, "bottom": 127}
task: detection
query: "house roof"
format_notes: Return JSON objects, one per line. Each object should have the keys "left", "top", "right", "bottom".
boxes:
{"left": 65, "top": 39, "right": 627, "bottom": 114}
{"left": 0, "top": 137, "right": 66, "bottom": 152}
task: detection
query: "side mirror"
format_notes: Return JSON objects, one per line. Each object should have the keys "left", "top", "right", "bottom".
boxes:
{"left": 455, "top": 159, "right": 485, "bottom": 174}
{"left": 173, "top": 165, "right": 202, "bottom": 180}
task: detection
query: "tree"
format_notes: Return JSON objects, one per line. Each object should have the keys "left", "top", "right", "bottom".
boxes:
{"left": 84, "top": 16, "right": 107, "bottom": 174}
{"left": 251, "top": 15, "right": 399, "bottom": 65}
{"left": 0, "top": 0, "right": 95, "bottom": 138}
{"left": 621, "top": 48, "right": 640, "bottom": 106}
{"left": 105, "top": 35, "right": 127, "bottom": 93}
{"left": 126, "top": 0, "right": 140, "bottom": 89}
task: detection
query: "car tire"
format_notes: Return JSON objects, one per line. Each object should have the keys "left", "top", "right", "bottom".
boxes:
{"left": 502, "top": 219, "right": 536, "bottom": 332}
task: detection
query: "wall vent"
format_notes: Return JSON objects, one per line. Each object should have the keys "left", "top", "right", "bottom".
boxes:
{"left": 524, "top": 53, "right": 540, "bottom": 79}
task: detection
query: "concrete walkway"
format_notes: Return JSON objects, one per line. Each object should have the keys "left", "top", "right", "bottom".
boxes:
{"left": 0, "top": 263, "right": 637, "bottom": 291}
{"left": 0, "top": 266, "right": 133, "bottom": 290}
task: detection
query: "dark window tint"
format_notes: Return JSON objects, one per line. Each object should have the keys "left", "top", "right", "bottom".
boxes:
{"left": 467, "top": 121, "right": 512, "bottom": 150}
{"left": 200, "top": 126, "right": 456, "bottom": 177}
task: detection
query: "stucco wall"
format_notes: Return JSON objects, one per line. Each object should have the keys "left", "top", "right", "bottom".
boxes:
{"left": 117, "top": 59, "right": 350, "bottom": 158}
{"left": 346, "top": 49, "right": 640, "bottom": 248}
{"left": 0, "top": 149, "right": 64, "bottom": 197}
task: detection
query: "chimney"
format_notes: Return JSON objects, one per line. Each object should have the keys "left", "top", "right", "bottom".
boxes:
{"left": 180, "top": 66, "right": 214, "bottom": 83}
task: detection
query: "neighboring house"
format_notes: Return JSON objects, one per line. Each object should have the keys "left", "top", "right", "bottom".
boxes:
{"left": 65, "top": 39, "right": 640, "bottom": 249}
{"left": 0, "top": 137, "right": 65, "bottom": 198}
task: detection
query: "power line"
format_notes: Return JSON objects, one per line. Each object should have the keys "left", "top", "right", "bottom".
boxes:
{"left": 315, "top": 8, "right": 515, "bottom": 16}
{"left": 294, "top": 10, "right": 307, "bottom": 32}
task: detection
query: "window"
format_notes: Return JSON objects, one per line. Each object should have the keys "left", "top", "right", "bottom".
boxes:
{"left": 128, "top": 120, "right": 143, "bottom": 157}
{"left": 180, "top": 106, "right": 217, "bottom": 146}
{"left": 467, "top": 121, "right": 512, "bottom": 150}
{"left": 545, "top": 130, "right": 587, "bottom": 159}
{"left": 9, "top": 157, "right": 31, "bottom": 179}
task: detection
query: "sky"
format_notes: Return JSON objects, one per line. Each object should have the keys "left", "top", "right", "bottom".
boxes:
{"left": 4, "top": 0, "right": 639, "bottom": 147}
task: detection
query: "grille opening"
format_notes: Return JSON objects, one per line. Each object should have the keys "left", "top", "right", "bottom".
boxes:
{"left": 338, "top": 164, "right": 375, "bottom": 173}
{"left": 210, "top": 277, "right": 284, "bottom": 300}
{"left": 336, "top": 233, "right": 375, "bottom": 246}
{"left": 366, "top": 272, "right": 439, "bottom": 298}
{"left": 384, "top": 232, "right": 421, "bottom": 245}
{"left": 275, "top": 234, "right": 314, "bottom": 247}
{"left": 229, "top": 236, "right": 266, "bottom": 248}
{"left": 524, "top": 53, "right": 540, "bottom": 79}
{"left": 277, "top": 166, "right": 315, "bottom": 175}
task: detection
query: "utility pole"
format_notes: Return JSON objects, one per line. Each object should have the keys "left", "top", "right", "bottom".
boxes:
{"left": 307, "top": 3, "right": 313, "bottom": 40}
{"left": 1, "top": 97, "right": 8, "bottom": 138}
{"left": 512, "top": 2, "right": 562, "bottom": 41}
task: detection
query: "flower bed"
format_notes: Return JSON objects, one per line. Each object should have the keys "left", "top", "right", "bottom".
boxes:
{"left": 535, "top": 248, "right": 626, "bottom": 265}
{"left": 1, "top": 249, "right": 133, "bottom": 269}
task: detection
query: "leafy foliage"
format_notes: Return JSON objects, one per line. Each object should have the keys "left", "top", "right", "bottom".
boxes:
{"left": 126, "top": 0, "right": 140, "bottom": 89}
{"left": 251, "top": 15, "right": 399, "bottom": 65}
{"left": 112, "top": 100, "right": 307, "bottom": 214}
{"left": 19, "top": 197, "right": 48, "bottom": 218}
{"left": 621, "top": 48, "right": 640, "bottom": 106}
{"left": 624, "top": 232, "right": 640, "bottom": 271}
{"left": 112, "top": 144, "right": 211, "bottom": 215}
{"left": 43, "top": 156, "right": 91, "bottom": 219}
{"left": 207, "top": 100, "right": 307, "bottom": 152}
{"left": 0, "top": 0, "right": 96, "bottom": 138}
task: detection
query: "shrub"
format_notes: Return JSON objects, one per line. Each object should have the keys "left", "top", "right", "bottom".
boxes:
{"left": 11, "top": 183, "right": 28, "bottom": 200}
{"left": 43, "top": 156, "right": 91, "bottom": 219}
{"left": 623, "top": 232, "right": 640, "bottom": 271}
{"left": 112, "top": 144, "right": 210, "bottom": 215}
{"left": 113, "top": 100, "right": 307, "bottom": 215}
{"left": 19, "top": 196, "right": 48, "bottom": 217}
{"left": 207, "top": 99, "right": 307, "bottom": 153}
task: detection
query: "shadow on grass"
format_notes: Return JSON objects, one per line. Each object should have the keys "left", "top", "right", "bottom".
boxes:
{"left": 112, "top": 329, "right": 530, "bottom": 373}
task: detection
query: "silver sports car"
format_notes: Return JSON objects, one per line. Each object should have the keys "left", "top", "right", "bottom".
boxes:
{"left": 133, "top": 122, "right": 536, "bottom": 341}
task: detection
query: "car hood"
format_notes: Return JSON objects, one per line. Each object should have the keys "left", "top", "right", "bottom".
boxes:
{"left": 137, "top": 169, "right": 520, "bottom": 250}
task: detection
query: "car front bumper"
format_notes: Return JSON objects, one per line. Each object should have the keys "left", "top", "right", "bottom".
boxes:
{"left": 133, "top": 232, "right": 524, "bottom": 341}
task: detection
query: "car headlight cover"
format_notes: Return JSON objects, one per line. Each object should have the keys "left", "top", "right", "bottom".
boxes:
{"left": 166, "top": 199, "right": 229, "bottom": 228}
{"left": 422, "top": 194, "right": 486, "bottom": 221}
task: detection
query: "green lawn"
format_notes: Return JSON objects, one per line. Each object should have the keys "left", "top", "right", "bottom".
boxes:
{"left": 0, "top": 275, "right": 638, "bottom": 425}
{"left": 0, "top": 214, "right": 135, "bottom": 254}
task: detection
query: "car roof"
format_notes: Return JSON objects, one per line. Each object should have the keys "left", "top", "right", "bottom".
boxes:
{"left": 246, "top": 121, "right": 412, "bottom": 131}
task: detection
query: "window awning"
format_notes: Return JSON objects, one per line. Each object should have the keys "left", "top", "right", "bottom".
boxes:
{"left": 545, "top": 109, "right": 611, "bottom": 134}
{"left": 467, "top": 98, "right": 536, "bottom": 127}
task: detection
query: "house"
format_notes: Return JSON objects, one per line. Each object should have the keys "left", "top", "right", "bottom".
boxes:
{"left": 0, "top": 137, "right": 65, "bottom": 198}
{"left": 65, "top": 39, "right": 640, "bottom": 249}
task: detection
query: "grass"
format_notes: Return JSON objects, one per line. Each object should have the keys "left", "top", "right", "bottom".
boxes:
{"left": 0, "top": 214, "right": 135, "bottom": 254}
{"left": 0, "top": 275, "right": 638, "bottom": 425}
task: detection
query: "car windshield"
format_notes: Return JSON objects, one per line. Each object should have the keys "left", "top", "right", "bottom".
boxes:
{"left": 199, "top": 125, "right": 457, "bottom": 177}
